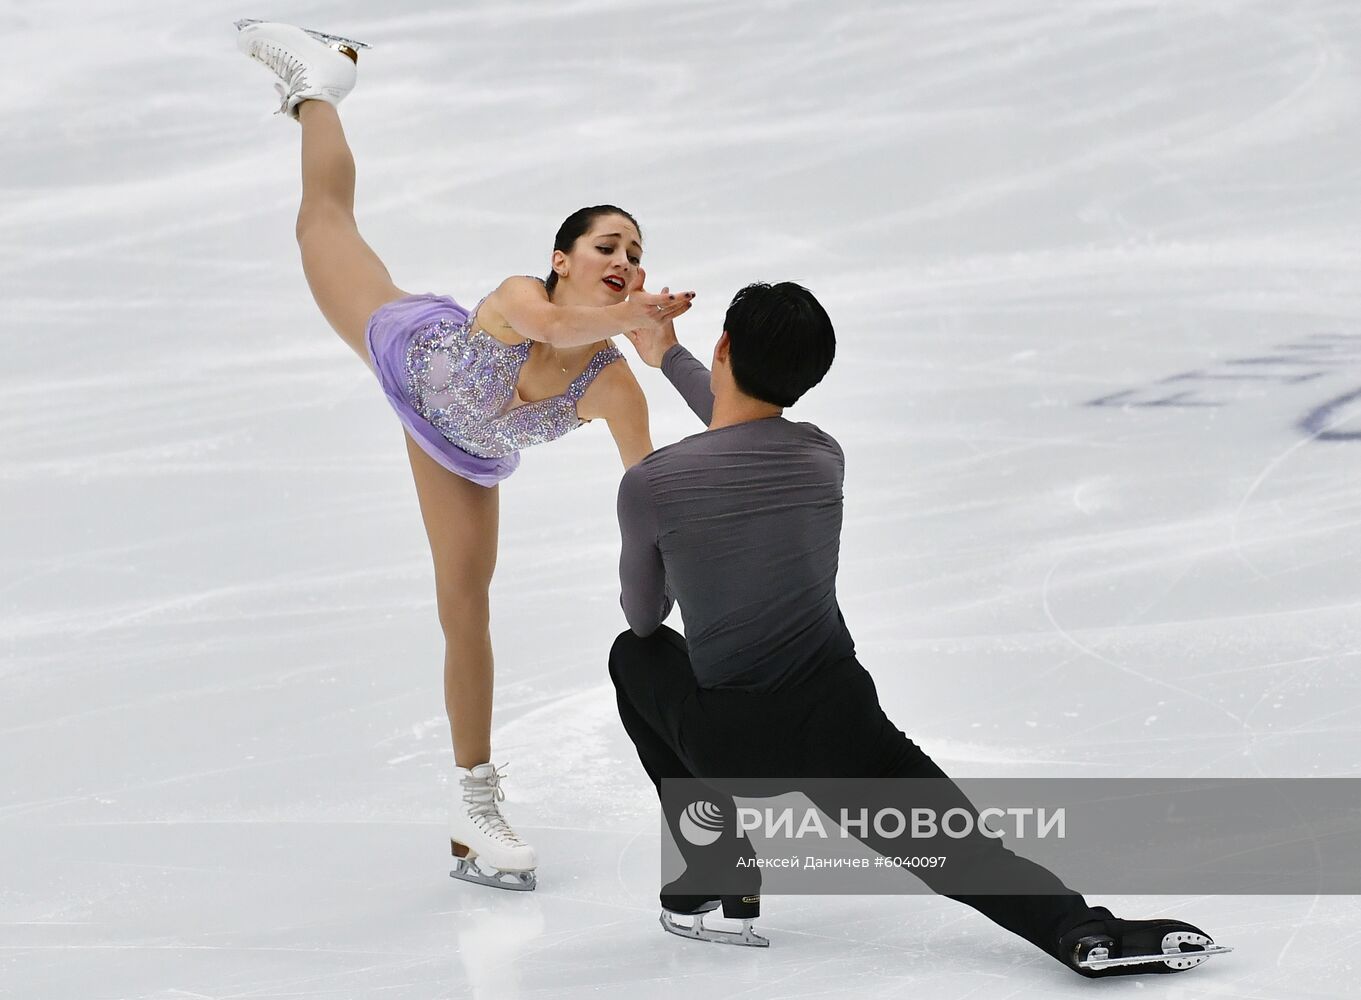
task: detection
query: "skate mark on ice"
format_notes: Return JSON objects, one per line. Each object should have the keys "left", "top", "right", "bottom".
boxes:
{"left": 1040, "top": 561, "right": 1247, "bottom": 736}
{"left": 1230, "top": 393, "right": 1361, "bottom": 580}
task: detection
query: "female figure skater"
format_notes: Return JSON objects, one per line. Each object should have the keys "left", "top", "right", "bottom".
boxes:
{"left": 235, "top": 20, "right": 693, "bottom": 891}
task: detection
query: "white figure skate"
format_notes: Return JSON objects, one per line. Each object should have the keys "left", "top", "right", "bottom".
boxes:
{"left": 449, "top": 763, "right": 537, "bottom": 891}
{"left": 234, "top": 19, "right": 369, "bottom": 119}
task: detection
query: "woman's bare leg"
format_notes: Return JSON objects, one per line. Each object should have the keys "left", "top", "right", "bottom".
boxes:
{"left": 293, "top": 102, "right": 493, "bottom": 759}
{"left": 294, "top": 100, "right": 406, "bottom": 362}
{"left": 403, "top": 434, "right": 499, "bottom": 767}
{"left": 292, "top": 102, "right": 494, "bottom": 760}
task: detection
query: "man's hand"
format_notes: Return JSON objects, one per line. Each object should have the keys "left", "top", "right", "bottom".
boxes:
{"left": 624, "top": 285, "right": 683, "bottom": 368}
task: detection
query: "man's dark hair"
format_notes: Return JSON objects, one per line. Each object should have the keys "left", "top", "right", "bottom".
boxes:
{"left": 723, "top": 281, "right": 835, "bottom": 407}
{"left": 544, "top": 205, "right": 642, "bottom": 295}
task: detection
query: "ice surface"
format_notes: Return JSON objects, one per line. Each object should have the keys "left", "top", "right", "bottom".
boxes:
{"left": 2, "top": 1, "right": 1359, "bottom": 997}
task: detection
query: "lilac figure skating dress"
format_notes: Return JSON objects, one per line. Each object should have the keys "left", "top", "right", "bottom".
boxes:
{"left": 366, "top": 292, "right": 623, "bottom": 487}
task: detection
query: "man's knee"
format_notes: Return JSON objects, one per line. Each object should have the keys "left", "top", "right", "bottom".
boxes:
{"left": 609, "top": 625, "right": 687, "bottom": 689}
{"left": 610, "top": 623, "right": 682, "bottom": 659}
{"left": 609, "top": 629, "right": 643, "bottom": 684}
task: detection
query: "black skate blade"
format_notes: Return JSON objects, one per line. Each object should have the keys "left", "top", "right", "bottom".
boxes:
{"left": 450, "top": 856, "right": 536, "bottom": 892}
{"left": 659, "top": 909, "right": 769, "bottom": 948}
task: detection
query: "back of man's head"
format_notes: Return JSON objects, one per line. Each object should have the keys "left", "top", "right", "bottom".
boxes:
{"left": 723, "top": 282, "right": 835, "bottom": 408}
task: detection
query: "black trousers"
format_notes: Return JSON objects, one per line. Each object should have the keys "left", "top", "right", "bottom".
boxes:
{"left": 608, "top": 625, "right": 1104, "bottom": 962}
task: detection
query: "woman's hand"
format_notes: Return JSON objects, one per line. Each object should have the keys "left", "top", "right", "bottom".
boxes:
{"left": 623, "top": 286, "right": 694, "bottom": 332}
{"left": 623, "top": 286, "right": 683, "bottom": 368}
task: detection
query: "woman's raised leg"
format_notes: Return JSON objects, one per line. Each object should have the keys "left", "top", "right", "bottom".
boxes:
{"left": 402, "top": 434, "right": 499, "bottom": 766}
{"left": 295, "top": 100, "right": 407, "bottom": 363}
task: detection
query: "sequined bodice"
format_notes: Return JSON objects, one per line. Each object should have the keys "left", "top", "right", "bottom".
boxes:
{"left": 404, "top": 298, "right": 622, "bottom": 459}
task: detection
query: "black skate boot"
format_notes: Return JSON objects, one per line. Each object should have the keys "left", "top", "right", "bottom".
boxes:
{"left": 658, "top": 847, "right": 766, "bottom": 947}
{"left": 1059, "top": 911, "right": 1231, "bottom": 977}
{"left": 659, "top": 878, "right": 761, "bottom": 920}
{"left": 659, "top": 882, "right": 766, "bottom": 948}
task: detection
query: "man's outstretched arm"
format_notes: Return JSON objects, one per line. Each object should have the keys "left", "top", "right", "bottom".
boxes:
{"left": 659, "top": 343, "right": 715, "bottom": 425}
{"left": 617, "top": 464, "right": 674, "bottom": 636}
{"left": 623, "top": 305, "right": 715, "bottom": 425}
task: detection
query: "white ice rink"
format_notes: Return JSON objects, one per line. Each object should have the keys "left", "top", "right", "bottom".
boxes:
{"left": 4, "top": 1, "right": 1360, "bottom": 997}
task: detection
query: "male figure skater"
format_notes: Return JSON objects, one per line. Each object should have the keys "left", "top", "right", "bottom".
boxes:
{"left": 609, "top": 282, "right": 1227, "bottom": 977}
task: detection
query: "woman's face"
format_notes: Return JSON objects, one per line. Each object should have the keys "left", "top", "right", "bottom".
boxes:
{"left": 554, "top": 215, "right": 644, "bottom": 303}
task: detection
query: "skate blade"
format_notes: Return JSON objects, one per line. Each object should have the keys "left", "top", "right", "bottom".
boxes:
{"left": 450, "top": 856, "right": 537, "bottom": 892}
{"left": 1080, "top": 933, "right": 1232, "bottom": 972}
{"left": 234, "top": 19, "right": 373, "bottom": 52}
{"left": 659, "top": 909, "right": 769, "bottom": 948}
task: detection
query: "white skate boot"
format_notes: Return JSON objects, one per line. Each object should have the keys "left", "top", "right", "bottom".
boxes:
{"left": 234, "top": 20, "right": 369, "bottom": 119}
{"left": 449, "top": 763, "right": 538, "bottom": 891}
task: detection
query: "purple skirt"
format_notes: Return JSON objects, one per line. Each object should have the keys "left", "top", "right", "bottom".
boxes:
{"left": 365, "top": 293, "right": 520, "bottom": 488}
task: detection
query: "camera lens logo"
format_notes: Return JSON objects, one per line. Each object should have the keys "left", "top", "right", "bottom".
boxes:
{"left": 678, "top": 800, "right": 724, "bottom": 846}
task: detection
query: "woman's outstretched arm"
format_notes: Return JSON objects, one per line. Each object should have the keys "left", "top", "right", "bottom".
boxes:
{"left": 483, "top": 276, "right": 693, "bottom": 349}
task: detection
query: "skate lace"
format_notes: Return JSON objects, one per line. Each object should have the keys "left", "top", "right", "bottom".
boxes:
{"left": 460, "top": 764, "right": 526, "bottom": 848}
{"left": 252, "top": 42, "right": 309, "bottom": 112}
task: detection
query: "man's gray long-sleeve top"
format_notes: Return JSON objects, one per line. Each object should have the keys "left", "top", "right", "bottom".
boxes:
{"left": 617, "top": 343, "right": 855, "bottom": 690}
